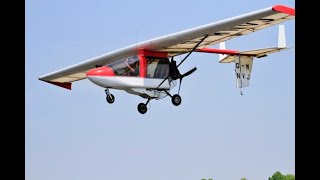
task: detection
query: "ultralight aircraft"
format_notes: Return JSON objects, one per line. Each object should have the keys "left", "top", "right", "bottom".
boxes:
{"left": 39, "top": 5, "right": 295, "bottom": 114}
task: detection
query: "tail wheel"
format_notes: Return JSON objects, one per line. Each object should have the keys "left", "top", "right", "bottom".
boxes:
{"left": 106, "top": 94, "right": 115, "bottom": 104}
{"left": 137, "top": 103, "right": 147, "bottom": 114}
{"left": 172, "top": 94, "right": 181, "bottom": 106}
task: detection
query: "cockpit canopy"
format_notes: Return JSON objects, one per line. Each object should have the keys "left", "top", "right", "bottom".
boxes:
{"left": 108, "top": 56, "right": 140, "bottom": 76}
{"left": 106, "top": 55, "right": 170, "bottom": 78}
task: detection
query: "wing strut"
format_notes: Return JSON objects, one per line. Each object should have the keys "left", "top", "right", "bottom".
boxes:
{"left": 177, "top": 34, "right": 209, "bottom": 67}
{"left": 156, "top": 34, "right": 209, "bottom": 89}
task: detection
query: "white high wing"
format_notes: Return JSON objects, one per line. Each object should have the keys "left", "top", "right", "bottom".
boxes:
{"left": 39, "top": 5, "right": 295, "bottom": 114}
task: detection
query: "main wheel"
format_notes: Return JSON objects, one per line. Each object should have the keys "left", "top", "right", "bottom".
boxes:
{"left": 172, "top": 94, "right": 181, "bottom": 106}
{"left": 106, "top": 94, "right": 115, "bottom": 104}
{"left": 137, "top": 103, "right": 147, "bottom": 114}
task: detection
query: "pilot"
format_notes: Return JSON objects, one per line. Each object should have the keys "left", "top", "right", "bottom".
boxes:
{"left": 125, "top": 57, "right": 138, "bottom": 76}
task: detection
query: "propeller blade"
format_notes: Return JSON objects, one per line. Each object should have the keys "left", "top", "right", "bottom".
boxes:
{"left": 181, "top": 67, "right": 197, "bottom": 78}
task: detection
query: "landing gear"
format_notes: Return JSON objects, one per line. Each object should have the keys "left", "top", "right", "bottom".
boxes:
{"left": 106, "top": 94, "right": 115, "bottom": 104}
{"left": 164, "top": 90, "right": 182, "bottom": 106}
{"left": 137, "top": 103, "right": 147, "bottom": 114}
{"left": 105, "top": 88, "right": 115, "bottom": 104}
{"left": 137, "top": 99, "right": 151, "bottom": 114}
{"left": 171, "top": 94, "right": 181, "bottom": 106}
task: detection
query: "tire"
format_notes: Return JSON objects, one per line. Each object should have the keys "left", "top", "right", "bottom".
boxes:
{"left": 137, "top": 103, "right": 147, "bottom": 114}
{"left": 172, "top": 94, "right": 181, "bottom": 106}
{"left": 106, "top": 94, "right": 115, "bottom": 104}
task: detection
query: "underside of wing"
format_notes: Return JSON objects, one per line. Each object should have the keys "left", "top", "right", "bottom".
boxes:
{"left": 39, "top": 4, "right": 294, "bottom": 90}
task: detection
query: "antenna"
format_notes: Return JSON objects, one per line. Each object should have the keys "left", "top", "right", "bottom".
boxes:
{"left": 136, "top": 30, "right": 139, "bottom": 50}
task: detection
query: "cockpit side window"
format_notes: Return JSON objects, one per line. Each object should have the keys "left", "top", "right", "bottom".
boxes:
{"left": 108, "top": 56, "right": 139, "bottom": 76}
{"left": 146, "top": 57, "right": 169, "bottom": 78}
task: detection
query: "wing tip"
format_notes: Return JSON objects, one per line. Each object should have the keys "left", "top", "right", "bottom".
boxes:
{"left": 39, "top": 78, "right": 72, "bottom": 90}
{"left": 272, "top": 5, "right": 295, "bottom": 16}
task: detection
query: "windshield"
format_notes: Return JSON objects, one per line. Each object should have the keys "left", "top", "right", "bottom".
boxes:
{"left": 108, "top": 56, "right": 139, "bottom": 76}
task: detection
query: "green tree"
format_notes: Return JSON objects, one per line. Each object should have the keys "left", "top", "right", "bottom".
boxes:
{"left": 268, "top": 171, "right": 295, "bottom": 180}
{"left": 285, "top": 174, "right": 295, "bottom": 180}
{"left": 240, "top": 178, "right": 247, "bottom": 180}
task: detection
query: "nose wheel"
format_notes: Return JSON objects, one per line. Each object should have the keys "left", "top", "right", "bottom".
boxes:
{"left": 105, "top": 88, "right": 115, "bottom": 104}
{"left": 106, "top": 94, "right": 115, "bottom": 104}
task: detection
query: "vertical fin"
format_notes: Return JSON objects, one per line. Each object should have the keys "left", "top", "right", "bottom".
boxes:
{"left": 278, "top": 25, "right": 286, "bottom": 48}
{"left": 219, "top": 42, "right": 227, "bottom": 61}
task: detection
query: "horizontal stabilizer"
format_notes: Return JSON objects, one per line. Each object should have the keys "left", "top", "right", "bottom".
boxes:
{"left": 220, "top": 24, "right": 289, "bottom": 63}
{"left": 219, "top": 47, "right": 288, "bottom": 63}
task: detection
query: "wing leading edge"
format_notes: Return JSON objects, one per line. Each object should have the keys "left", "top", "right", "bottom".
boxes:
{"left": 39, "top": 4, "right": 294, "bottom": 90}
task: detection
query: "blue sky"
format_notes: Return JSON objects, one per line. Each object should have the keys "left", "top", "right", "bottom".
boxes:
{"left": 26, "top": 1, "right": 295, "bottom": 180}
